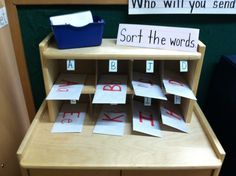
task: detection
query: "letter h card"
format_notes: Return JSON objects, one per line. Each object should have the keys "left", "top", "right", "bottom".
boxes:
{"left": 133, "top": 101, "right": 162, "bottom": 137}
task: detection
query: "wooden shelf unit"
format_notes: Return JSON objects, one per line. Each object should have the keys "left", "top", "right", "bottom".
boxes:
{"left": 39, "top": 34, "right": 205, "bottom": 123}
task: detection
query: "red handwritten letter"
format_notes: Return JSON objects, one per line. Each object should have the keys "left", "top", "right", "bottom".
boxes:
{"left": 139, "top": 111, "right": 154, "bottom": 126}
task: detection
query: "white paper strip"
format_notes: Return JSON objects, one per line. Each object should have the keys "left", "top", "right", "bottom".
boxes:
{"left": 117, "top": 24, "right": 199, "bottom": 52}
{"left": 129, "top": 0, "right": 236, "bottom": 14}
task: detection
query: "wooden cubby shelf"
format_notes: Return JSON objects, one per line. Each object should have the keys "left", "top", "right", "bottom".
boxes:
{"left": 39, "top": 33, "right": 205, "bottom": 123}
{"left": 17, "top": 30, "right": 226, "bottom": 176}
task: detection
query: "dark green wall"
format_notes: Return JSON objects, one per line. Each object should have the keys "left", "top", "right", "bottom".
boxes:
{"left": 18, "top": 5, "right": 236, "bottom": 110}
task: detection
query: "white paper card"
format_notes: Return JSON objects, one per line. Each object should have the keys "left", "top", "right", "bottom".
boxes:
{"left": 160, "top": 105, "right": 188, "bottom": 133}
{"left": 109, "top": 60, "right": 118, "bottom": 72}
{"left": 0, "top": 7, "right": 8, "bottom": 29}
{"left": 163, "top": 72, "right": 196, "bottom": 100}
{"left": 174, "top": 95, "right": 181, "bottom": 105}
{"left": 144, "top": 97, "right": 151, "bottom": 106}
{"left": 46, "top": 73, "right": 86, "bottom": 100}
{"left": 93, "top": 105, "right": 127, "bottom": 136}
{"left": 50, "top": 11, "right": 93, "bottom": 27}
{"left": 70, "top": 100, "right": 77, "bottom": 104}
{"left": 146, "top": 60, "right": 154, "bottom": 73}
{"left": 132, "top": 72, "right": 167, "bottom": 100}
{"left": 133, "top": 101, "right": 162, "bottom": 137}
{"left": 67, "top": 59, "right": 75, "bottom": 71}
{"left": 92, "top": 75, "right": 127, "bottom": 104}
{"left": 180, "top": 60, "right": 188, "bottom": 72}
{"left": 51, "top": 103, "right": 87, "bottom": 133}
{"left": 117, "top": 24, "right": 199, "bottom": 52}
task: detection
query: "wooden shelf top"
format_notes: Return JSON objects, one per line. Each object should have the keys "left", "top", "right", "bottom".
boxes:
{"left": 18, "top": 101, "right": 224, "bottom": 170}
{"left": 40, "top": 34, "right": 203, "bottom": 60}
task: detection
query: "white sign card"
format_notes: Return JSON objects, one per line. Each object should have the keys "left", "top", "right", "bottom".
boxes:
{"left": 117, "top": 24, "right": 199, "bottom": 52}
{"left": 46, "top": 73, "right": 86, "bottom": 100}
{"left": 163, "top": 71, "right": 196, "bottom": 100}
{"left": 70, "top": 100, "right": 77, "bottom": 104}
{"left": 180, "top": 60, "right": 188, "bottom": 72}
{"left": 67, "top": 59, "right": 75, "bottom": 71}
{"left": 92, "top": 75, "right": 127, "bottom": 104}
{"left": 160, "top": 103, "right": 188, "bottom": 133}
{"left": 109, "top": 60, "right": 118, "bottom": 72}
{"left": 132, "top": 72, "right": 167, "bottom": 100}
{"left": 51, "top": 103, "right": 87, "bottom": 133}
{"left": 144, "top": 97, "right": 152, "bottom": 106}
{"left": 146, "top": 60, "right": 154, "bottom": 73}
{"left": 50, "top": 11, "right": 93, "bottom": 27}
{"left": 93, "top": 105, "right": 127, "bottom": 136}
{"left": 174, "top": 95, "right": 181, "bottom": 104}
{"left": 0, "top": 7, "right": 8, "bottom": 29}
{"left": 133, "top": 101, "right": 162, "bottom": 137}
{"left": 129, "top": 0, "right": 236, "bottom": 14}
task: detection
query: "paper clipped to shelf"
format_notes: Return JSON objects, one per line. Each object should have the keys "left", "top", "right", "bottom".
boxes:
{"left": 51, "top": 103, "right": 87, "bottom": 133}
{"left": 163, "top": 71, "right": 196, "bottom": 100}
{"left": 50, "top": 11, "right": 93, "bottom": 27}
{"left": 133, "top": 101, "right": 162, "bottom": 137}
{"left": 93, "top": 105, "right": 127, "bottom": 136}
{"left": 46, "top": 73, "right": 86, "bottom": 100}
{"left": 92, "top": 75, "right": 127, "bottom": 104}
{"left": 132, "top": 72, "right": 167, "bottom": 100}
{"left": 160, "top": 103, "right": 188, "bottom": 133}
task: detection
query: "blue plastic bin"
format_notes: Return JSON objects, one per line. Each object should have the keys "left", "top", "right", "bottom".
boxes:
{"left": 51, "top": 16, "right": 105, "bottom": 49}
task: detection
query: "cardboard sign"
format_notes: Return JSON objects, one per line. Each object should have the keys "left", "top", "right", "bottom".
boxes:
{"left": 129, "top": 0, "right": 236, "bottom": 14}
{"left": 133, "top": 101, "right": 162, "bottom": 137}
{"left": 93, "top": 105, "right": 127, "bottom": 136}
{"left": 132, "top": 72, "right": 167, "bottom": 100}
{"left": 46, "top": 73, "right": 86, "bottom": 100}
{"left": 160, "top": 103, "right": 188, "bottom": 133}
{"left": 51, "top": 103, "right": 87, "bottom": 133}
{"left": 163, "top": 71, "right": 196, "bottom": 100}
{"left": 92, "top": 75, "right": 127, "bottom": 104}
{"left": 117, "top": 24, "right": 199, "bottom": 52}
{"left": 0, "top": 7, "right": 8, "bottom": 29}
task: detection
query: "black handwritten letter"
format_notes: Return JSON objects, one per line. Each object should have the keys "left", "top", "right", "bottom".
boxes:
{"left": 132, "top": 0, "right": 143, "bottom": 8}
{"left": 120, "top": 28, "right": 126, "bottom": 42}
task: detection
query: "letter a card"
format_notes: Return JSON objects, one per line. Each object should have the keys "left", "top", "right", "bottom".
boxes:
{"left": 163, "top": 71, "right": 196, "bottom": 100}
{"left": 46, "top": 73, "right": 86, "bottom": 100}
{"left": 160, "top": 102, "right": 188, "bottom": 133}
{"left": 133, "top": 101, "right": 162, "bottom": 137}
{"left": 132, "top": 72, "right": 167, "bottom": 100}
{"left": 51, "top": 103, "right": 87, "bottom": 133}
{"left": 92, "top": 75, "right": 127, "bottom": 104}
{"left": 93, "top": 105, "right": 127, "bottom": 136}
